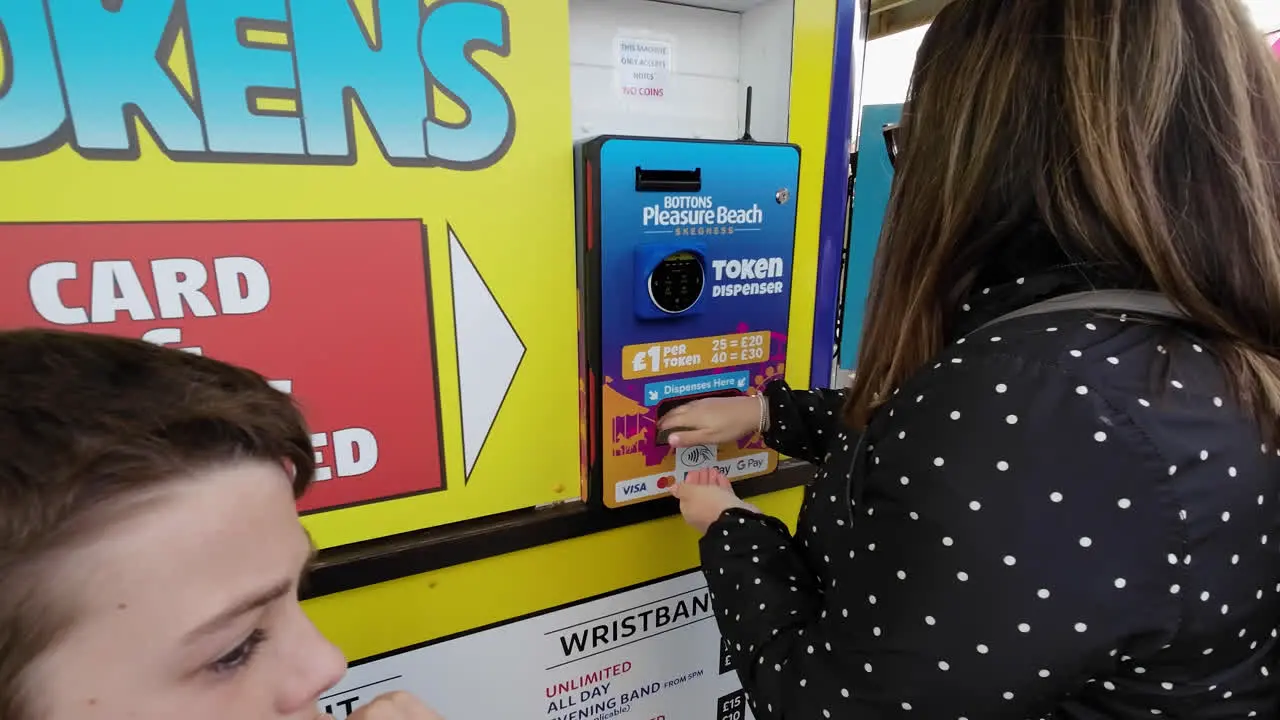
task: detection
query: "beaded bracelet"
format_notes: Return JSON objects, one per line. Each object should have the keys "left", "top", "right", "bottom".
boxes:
{"left": 757, "top": 391, "right": 770, "bottom": 434}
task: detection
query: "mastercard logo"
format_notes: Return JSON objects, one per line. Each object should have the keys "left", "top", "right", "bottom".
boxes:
{"left": 656, "top": 475, "right": 676, "bottom": 489}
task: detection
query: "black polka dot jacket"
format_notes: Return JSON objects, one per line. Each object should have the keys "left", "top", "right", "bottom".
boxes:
{"left": 700, "top": 269, "right": 1280, "bottom": 718}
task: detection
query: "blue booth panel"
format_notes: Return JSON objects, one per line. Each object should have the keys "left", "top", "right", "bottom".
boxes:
{"left": 837, "top": 103, "right": 901, "bottom": 374}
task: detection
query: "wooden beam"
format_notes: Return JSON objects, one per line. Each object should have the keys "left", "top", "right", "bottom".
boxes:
{"left": 868, "top": 0, "right": 952, "bottom": 39}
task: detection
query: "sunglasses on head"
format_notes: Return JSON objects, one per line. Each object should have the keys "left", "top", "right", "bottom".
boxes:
{"left": 882, "top": 122, "right": 900, "bottom": 168}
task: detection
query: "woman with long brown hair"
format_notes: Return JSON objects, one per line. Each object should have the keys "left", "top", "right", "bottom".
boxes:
{"left": 659, "top": 0, "right": 1280, "bottom": 716}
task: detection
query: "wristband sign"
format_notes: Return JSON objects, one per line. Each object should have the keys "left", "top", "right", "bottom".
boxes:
{"left": 319, "top": 572, "right": 756, "bottom": 720}
{"left": 0, "top": 220, "right": 444, "bottom": 513}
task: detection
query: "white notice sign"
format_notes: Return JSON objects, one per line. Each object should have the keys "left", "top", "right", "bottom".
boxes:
{"left": 614, "top": 37, "right": 672, "bottom": 99}
{"left": 319, "top": 572, "right": 754, "bottom": 720}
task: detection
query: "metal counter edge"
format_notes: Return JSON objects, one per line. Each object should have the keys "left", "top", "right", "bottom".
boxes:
{"left": 302, "top": 459, "right": 813, "bottom": 598}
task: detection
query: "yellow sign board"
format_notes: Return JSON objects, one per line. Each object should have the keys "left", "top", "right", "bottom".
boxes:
{"left": 0, "top": 0, "right": 581, "bottom": 548}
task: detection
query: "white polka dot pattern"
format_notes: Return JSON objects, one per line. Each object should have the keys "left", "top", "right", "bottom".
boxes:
{"left": 702, "top": 309, "right": 1280, "bottom": 719}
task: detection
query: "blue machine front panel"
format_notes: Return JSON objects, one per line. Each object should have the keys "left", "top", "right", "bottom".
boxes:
{"left": 591, "top": 137, "right": 800, "bottom": 507}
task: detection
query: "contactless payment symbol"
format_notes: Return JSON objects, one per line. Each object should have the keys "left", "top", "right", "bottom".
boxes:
{"left": 676, "top": 444, "right": 717, "bottom": 479}
{"left": 680, "top": 445, "right": 715, "bottom": 465}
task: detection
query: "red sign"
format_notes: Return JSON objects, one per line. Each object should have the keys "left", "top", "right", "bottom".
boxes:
{"left": 0, "top": 220, "right": 444, "bottom": 512}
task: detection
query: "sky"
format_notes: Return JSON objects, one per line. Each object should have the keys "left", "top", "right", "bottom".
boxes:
{"left": 861, "top": 0, "right": 1280, "bottom": 106}
{"left": 1248, "top": 0, "right": 1280, "bottom": 34}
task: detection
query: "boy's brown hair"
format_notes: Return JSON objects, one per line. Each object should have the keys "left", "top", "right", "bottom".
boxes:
{"left": 0, "top": 329, "right": 316, "bottom": 720}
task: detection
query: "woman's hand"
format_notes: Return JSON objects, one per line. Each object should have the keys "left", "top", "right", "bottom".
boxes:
{"left": 657, "top": 395, "right": 761, "bottom": 448}
{"left": 671, "top": 468, "right": 760, "bottom": 534}
{"left": 320, "top": 692, "right": 444, "bottom": 720}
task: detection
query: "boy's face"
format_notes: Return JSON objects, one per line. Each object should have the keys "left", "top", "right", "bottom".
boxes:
{"left": 25, "top": 459, "right": 347, "bottom": 720}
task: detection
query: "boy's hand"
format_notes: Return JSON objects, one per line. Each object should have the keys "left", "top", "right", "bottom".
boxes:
{"left": 319, "top": 692, "right": 443, "bottom": 720}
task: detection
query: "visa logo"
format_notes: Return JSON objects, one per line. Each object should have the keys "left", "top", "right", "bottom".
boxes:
{"left": 620, "top": 481, "right": 649, "bottom": 496}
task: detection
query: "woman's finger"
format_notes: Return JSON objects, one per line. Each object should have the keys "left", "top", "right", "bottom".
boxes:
{"left": 656, "top": 414, "right": 686, "bottom": 430}
{"left": 659, "top": 404, "right": 702, "bottom": 426}
{"left": 667, "top": 429, "right": 717, "bottom": 447}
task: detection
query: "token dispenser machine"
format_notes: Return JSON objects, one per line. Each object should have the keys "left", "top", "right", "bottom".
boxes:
{"left": 576, "top": 135, "right": 801, "bottom": 508}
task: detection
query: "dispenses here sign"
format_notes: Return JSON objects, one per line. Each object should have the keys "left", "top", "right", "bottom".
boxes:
{"left": 0, "top": 220, "right": 444, "bottom": 512}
